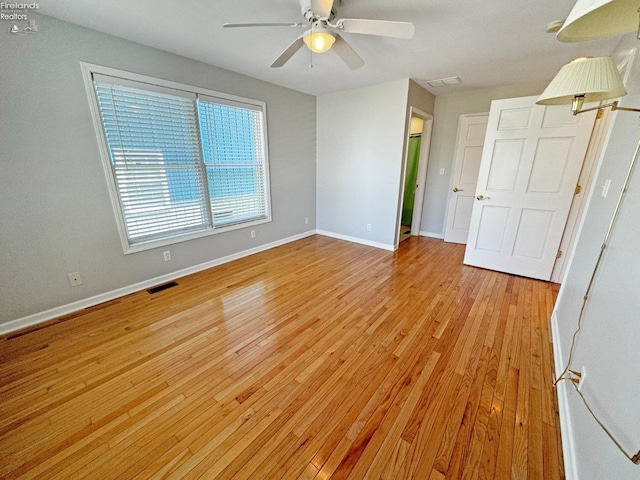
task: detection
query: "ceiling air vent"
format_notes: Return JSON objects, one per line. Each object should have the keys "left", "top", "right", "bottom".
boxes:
{"left": 422, "top": 76, "right": 463, "bottom": 88}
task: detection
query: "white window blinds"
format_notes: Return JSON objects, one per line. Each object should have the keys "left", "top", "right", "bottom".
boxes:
{"left": 198, "top": 100, "right": 267, "bottom": 227}
{"left": 90, "top": 71, "right": 270, "bottom": 250}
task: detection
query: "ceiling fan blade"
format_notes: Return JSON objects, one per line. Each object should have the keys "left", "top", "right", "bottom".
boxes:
{"left": 338, "top": 19, "right": 415, "bottom": 39}
{"left": 270, "top": 36, "right": 306, "bottom": 68}
{"left": 223, "top": 22, "right": 306, "bottom": 28}
{"left": 311, "top": 0, "right": 334, "bottom": 19}
{"left": 332, "top": 34, "right": 364, "bottom": 70}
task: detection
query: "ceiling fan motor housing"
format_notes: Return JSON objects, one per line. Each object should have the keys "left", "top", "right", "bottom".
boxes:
{"left": 300, "top": 0, "right": 335, "bottom": 22}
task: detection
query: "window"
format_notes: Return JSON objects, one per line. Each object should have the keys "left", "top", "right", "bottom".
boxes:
{"left": 83, "top": 64, "right": 271, "bottom": 253}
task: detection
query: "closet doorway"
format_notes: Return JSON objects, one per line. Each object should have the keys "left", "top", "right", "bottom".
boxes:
{"left": 397, "top": 107, "right": 433, "bottom": 245}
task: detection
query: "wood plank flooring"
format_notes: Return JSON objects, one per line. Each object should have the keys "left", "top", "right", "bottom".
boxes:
{"left": 0, "top": 235, "right": 563, "bottom": 479}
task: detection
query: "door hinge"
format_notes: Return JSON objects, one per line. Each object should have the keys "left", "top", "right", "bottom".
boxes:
{"left": 596, "top": 108, "right": 604, "bottom": 119}
{"left": 575, "top": 184, "right": 582, "bottom": 194}
{"left": 557, "top": 250, "right": 563, "bottom": 259}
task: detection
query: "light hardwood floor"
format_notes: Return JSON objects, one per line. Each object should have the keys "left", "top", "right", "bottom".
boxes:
{"left": 0, "top": 235, "right": 563, "bottom": 479}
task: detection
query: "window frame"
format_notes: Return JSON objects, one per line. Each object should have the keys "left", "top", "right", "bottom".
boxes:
{"left": 80, "top": 62, "right": 272, "bottom": 254}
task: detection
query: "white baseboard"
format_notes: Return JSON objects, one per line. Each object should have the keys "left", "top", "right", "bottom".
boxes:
{"left": 420, "top": 231, "right": 444, "bottom": 239}
{"left": 551, "top": 310, "right": 579, "bottom": 480}
{"left": 315, "top": 230, "right": 395, "bottom": 251}
{"left": 0, "top": 230, "right": 316, "bottom": 336}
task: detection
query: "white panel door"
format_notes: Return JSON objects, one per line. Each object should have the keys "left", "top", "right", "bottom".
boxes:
{"left": 463, "top": 96, "right": 596, "bottom": 281}
{"left": 444, "top": 114, "right": 489, "bottom": 243}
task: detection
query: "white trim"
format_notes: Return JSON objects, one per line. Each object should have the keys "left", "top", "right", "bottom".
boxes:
{"left": 395, "top": 107, "right": 434, "bottom": 247}
{"left": 124, "top": 216, "right": 273, "bottom": 254}
{"left": 0, "top": 231, "right": 315, "bottom": 336}
{"left": 550, "top": 101, "right": 613, "bottom": 283}
{"left": 79, "top": 61, "right": 273, "bottom": 255}
{"left": 80, "top": 62, "right": 130, "bottom": 253}
{"left": 419, "top": 231, "right": 444, "bottom": 239}
{"left": 315, "top": 230, "right": 395, "bottom": 251}
{"left": 83, "top": 62, "right": 266, "bottom": 107}
{"left": 551, "top": 310, "right": 580, "bottom": 480}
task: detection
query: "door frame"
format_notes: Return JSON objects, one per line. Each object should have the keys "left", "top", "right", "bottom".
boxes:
{"left": 551, "top": 104, "right": 613, "bottom": 283}
{"left": 395, "top": 107, "right": 433, "bottom": 247}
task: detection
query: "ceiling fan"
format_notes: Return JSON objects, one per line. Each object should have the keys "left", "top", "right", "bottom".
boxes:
{"left": 223, "top": 0, "right": 415, "bottom": 69}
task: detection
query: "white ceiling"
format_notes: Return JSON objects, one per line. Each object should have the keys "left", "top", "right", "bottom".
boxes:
{"left": 38, "top": 0, "right": 622, "bottom": 97}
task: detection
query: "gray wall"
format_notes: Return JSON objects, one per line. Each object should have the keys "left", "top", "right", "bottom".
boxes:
{"left": 419, "top": 81, "right": 549, "bottom": 236}
{"left": 0, "top": 14, "right": 316, "bottom": 326}
{"left": 407, "top": 79, "right": 436, "bottom": 116}
{"left": 316, "top": 79, "right": 409, "bottom": 247}
{"left": 553, "top": 38, "right": 640, "bottom": 480}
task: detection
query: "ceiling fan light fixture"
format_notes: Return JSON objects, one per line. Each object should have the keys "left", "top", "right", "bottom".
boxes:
{"left": 303, "top": 27, "right": 335, "bottom": 53}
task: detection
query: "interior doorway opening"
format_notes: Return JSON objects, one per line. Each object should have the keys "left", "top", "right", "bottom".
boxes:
{"left": 396, "top": 107, "right": 433, "bottom": 247}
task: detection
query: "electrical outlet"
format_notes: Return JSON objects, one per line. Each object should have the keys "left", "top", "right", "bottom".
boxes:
{"left": 163, "top": 250, "right": 171, "bottom": 261}
{"left": 366, "top": 224, "right": 372, "bottom": 231}
{"left": 68, "top": 272, "right": 82, "bottom": 287}
{"left": 251, "top": 230, "right": 256, "bottom": 239}
{"left": 439, "top": 168, "right": 445, "bottom": 175}
{"left": 305, "top": 216, "right": 309, "bottom": 225}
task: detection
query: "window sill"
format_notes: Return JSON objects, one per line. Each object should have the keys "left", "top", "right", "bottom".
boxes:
{"left": 123, "top": 216, "right": 272, "bottom": 255}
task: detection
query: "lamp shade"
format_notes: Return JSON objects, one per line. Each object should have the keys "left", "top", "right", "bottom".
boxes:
{"left": 557, "top": 0, "right": 640, "bottom": 42}
{"left": 537, "top": 57, "right": 627, "bottom": 106}
{"left": 303, "top": 28, "right": 335, "bottom": 53}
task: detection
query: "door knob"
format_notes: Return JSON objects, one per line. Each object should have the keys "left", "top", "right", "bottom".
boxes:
{"left": 452, "top": 187, "right": 463, "bottom": 192}
{"left": 477, "top": 195, "right": 490, "bottom": 200}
